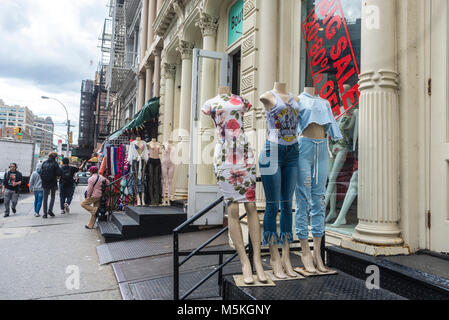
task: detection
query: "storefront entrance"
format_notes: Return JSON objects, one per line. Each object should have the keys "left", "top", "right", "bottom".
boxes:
{"left": 430, "top": 0, "right": 449, "bottom": 253}
{"left": 187, "top": 48, "right": 232, "bottom": 225}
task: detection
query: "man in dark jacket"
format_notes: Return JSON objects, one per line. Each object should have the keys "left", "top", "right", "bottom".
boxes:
{"left": 2, "top": 163, "right": 22, "bottom": 217}
{"left": 40, "top": 152, "right": 62, "bottom": 218}
{"left": 59, "top": 158, "right": 86, "bottom": 214}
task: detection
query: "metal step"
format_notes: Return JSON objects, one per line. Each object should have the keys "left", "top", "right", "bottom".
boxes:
{"left": 111, "top": 212, "right": 139, "bottom": 235}
{"left": 98, "top": 220, "right": 123, "bottom": 242}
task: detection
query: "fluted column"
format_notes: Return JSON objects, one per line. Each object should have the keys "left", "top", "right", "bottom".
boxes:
{"left": 351, "top": 0, "right": 403, "bottom": 246}
{"left": 145, "top": 62, "right": 153, "bottom": 102}
{"left": 138, "top": 73, "right": 146, "bottom": 110}
{"left": 174, "top": 40, "right": 194, "bottom": 198}
{"left": 156, "top": 0, "right": 163, "bottom": 15}
{"left": 147, "top": 0, "right": 157, "bottom": 49}
{"left": 140, "top": 0, "right": 149, "bottom": 60}
{"left": 153, "top": 49, "right": 162, "bottom": 97}
{"left": 196, "top": 12, "right": 219, "bottom": 185}
{"left": 163, "top": 63, "right": 176, "bottom": 141}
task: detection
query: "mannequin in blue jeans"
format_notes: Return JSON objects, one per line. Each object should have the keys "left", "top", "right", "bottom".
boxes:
{"left": 295, "top": 87, "right": 343, "bottom": 273}
{"left": 260, "top": 83, "right": 301, "bottom": 279}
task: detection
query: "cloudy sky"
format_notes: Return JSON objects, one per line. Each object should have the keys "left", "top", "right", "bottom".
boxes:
{"left": 0, "top": 0, "right": 109, "bottom": 145}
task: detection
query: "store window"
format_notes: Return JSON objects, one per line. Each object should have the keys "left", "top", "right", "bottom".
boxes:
{"left": 300, "top": 0, "right": 361, "bottom": 236}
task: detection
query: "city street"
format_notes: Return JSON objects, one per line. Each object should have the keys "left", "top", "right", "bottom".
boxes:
{"left": 0, "top": 187, "right": 121, "bottom": 300}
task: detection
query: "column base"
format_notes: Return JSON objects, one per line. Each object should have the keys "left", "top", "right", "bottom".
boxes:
{"left": 341, "top": 239, "right": 411, "bottom": 256}
{"left": 352, "top": 221, "right": 404, "bottom": 246}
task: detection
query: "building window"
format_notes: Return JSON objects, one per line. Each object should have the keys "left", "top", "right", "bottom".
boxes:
{"left": 301, "top": 0, "right": 361, "bottom": 236}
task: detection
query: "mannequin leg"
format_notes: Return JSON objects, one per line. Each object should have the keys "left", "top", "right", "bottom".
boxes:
{"left": 324, "top": 150, "right": 348, "bottom": 223}
{"left": 332, "top": 170, "right": 358, "bottom": 226}
{"left": 168, "top": 163, "right": 175, "bottom": 201}
{"left": 227, "top": 202, "right": 254, "bottom": 284}
{"left": 161, "top": 163, "right": 168, "bottom": 205}
{"left": 141, "top": 160, "right": 147, "bottom": 206}
{"left": 244, "top": 202, "right": 267, "bottom": 283}
{"left": 312, "top": 237, "right": 328, "bottom": 272}
{"left": 299, "top": 239, "right": 317, "bottom": 273}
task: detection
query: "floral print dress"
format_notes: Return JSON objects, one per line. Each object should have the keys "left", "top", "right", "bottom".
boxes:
{"left": 201, "top": 94, "right": 257, "bottom": 203}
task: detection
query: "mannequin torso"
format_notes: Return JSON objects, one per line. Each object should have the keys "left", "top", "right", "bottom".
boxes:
{"left": 260, "top": 83, "right": 300, "bottom": 111}
{"left": 148, "top": 139, "right": 161, "bottom": 159}
{"left": 301, "top": 87, "right": 325, "bottom": 139}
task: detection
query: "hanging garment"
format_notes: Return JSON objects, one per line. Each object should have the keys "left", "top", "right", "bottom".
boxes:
{"left": 201, "top": 94, "right": 257, "bottom": 204}
{"left": 146, "top": 158, "right": 162, "bottom": 205}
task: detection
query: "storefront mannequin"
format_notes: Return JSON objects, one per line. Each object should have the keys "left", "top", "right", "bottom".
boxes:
{"left": 127, "top": 136, "right": 149, "bottom": 206}
{"left": 146, "top": 138, "right": 162, "bottom": 206}
{"left": 259, "top": 82, "right": 301, "bottom": 279}
{"left": 161, "top": 139, "right": 175, "bottom": 205}
{"left": 331, "top": 108, "right": 359, "bottom": 226}
{"left": 295, "top": 86, "right": 342, "bottom": 273}
{"left": 202, "top": 86, "right": 267, "bottom": 284}
{"left": 325, "top": 84, "right": 357, "bottom": 223}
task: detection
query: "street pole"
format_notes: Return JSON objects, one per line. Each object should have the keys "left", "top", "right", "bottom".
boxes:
{"left": 41, "top": 96, "right": 70, "bottom": 156}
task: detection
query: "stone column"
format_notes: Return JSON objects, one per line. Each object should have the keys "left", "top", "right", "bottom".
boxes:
{"left": 196, "top": 12, "right": 219, "bottom": 185}
{"left": 156, "top": 0, "right": 164, "bottom": 15}
{"left": 163, "top": 63, "right": 176, "bottom": 141}
{"left": 153, "top": 49, "right": 162, "bottom": 97}
{"left": 145, "top": 62, "right": 154, "bottom": 102}
{"left": 138, "top": 73, "right": 146, "bottom": 110}
{"left": 342, "top": 0, "right": 406, "bottom": 254}
{"left": 174, "top": 40, "right": 194, "bottom": 198}
{"left": 140, "top": 0, "right": 149, "bottom": 60}
{"left": 147, "top": 0, "right": 157, "bottom": 49}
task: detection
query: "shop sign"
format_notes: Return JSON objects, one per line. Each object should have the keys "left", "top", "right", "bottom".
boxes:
{"left": 302, "top": 0, "right": 360, "bottom": 119}
{"left": 228, "top": 0, "right": 244, "bottom": 46}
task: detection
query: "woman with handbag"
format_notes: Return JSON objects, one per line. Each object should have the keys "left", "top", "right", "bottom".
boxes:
{"left": 81, "top": 166, "right": 108, "bottom": 229}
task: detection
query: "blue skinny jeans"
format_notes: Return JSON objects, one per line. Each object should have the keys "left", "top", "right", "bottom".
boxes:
{"left": 295, "top": 137, "right": 329, "bottom": 240}
{"left": 259, "top": 140, "right": 299, "bottom": 245}
{"left": 34, "top": 190, "right": 43, "bottom": 214}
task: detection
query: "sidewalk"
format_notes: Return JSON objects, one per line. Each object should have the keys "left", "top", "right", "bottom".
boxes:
{"left": 0, "top": 186, "right": 121, "bottom": 300}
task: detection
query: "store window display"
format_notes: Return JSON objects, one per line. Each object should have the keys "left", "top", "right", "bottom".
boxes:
{"left": 146, "top": 138, "right": 162, "bottom": 206}
{"left": 202, "top": 86, "right": 267, "bottom": 285}
{"left": 259, "top": 82, "right": 301, "bottom": 279}
{"left": 301, "top": 0, "right": 361, "bottom": 235}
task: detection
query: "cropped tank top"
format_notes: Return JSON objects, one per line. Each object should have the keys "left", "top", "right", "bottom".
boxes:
{"left": 266, "top": 91, "right": 301, "bottom": 145}
{"left": 297, "top": 92, "right": 343, "bottom": 141}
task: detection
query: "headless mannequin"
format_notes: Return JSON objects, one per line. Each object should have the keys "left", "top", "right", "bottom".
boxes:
{"left": 148, "top": 138, "right": 161, "bottom": 159}
{"left": 332, "top": 108, "right": 359, "bottom": 226}
{"left": 206, "top": 86, "right": 267, "bottom": 284}
{"left": 132, "top": 137, "right": 147, "bottom": 206}
{"left": 325, "top": 84, "right": 356, "bottom": 223}
{"left": 161, "top": 140, "right": 175, "bottom": 205}
{"left": 298, "top": 86, "right": 328, "bottom": 273}
{"left": 147, "top": 138, "right": 162, "bottom": 206}
{"left": 260, "top": 82, "right": 299, "bottom": 279}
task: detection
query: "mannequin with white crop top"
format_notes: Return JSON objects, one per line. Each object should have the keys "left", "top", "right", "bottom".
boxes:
{"left": 295, "top": 86, "right": 342, "bottom": 273}
{"left": 259, "top": 82, "right": 301, "bottom": 279}
{"left": 127, "top": 137, "right": 148, "bottom": 206}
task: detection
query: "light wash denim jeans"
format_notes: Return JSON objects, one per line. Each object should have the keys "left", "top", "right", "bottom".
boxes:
{"left": 259, "top": 140, "right": 299, "bottom": 245}
{"left": 295, "top": 137, "right": 329, "bottom": 240}
{"left": 34, "top": 190, "right": 43, "bottom": 214}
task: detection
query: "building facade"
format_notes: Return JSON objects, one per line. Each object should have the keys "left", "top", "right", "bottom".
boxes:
{"left": 32, "top": 116, "right": 54, "bottom": 156}
{"left": 0, "top": 99, "right": 34, "bottom": 140}
{"left": 108, "top": 0, "right": 449, "bottom": 256}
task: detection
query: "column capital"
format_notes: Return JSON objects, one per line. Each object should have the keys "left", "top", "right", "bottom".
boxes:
{"left": 163, "top": 63, "right": 177, "bottom": 79}
{"left": 138, "top": 72, "right": 145, "bottom": 80}
{"left": 358, "top": 69, "right": 399, "bottom": 92}
{"left": 152, "top": 48, "right": 162, "bottom": 57}
{"left": 145, "top": 61, "right": 154, "bottom": 70}
{"left": 195, "top": 12, "right": 219, "bottom": 38}
{"left": 176, "top": 39, "right": 194, "bottom": 60}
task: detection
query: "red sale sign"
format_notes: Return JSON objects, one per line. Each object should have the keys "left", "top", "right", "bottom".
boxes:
{"left": 302, "top": 0, "right": 360, "bottom": 119}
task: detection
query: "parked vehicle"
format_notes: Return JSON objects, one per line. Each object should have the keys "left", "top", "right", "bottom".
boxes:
{"left": 76, "top": 172, "right": 91, "bottom": 185}
{"left": 0, "top": 139, "right": 35, "bottom": 192}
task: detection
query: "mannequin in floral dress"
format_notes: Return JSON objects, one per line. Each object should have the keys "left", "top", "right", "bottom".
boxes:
{"left": 202, "top": 86, "right": 267, "bottom": 284}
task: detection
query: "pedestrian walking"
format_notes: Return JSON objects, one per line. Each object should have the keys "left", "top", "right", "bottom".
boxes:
{"left": 2, "top": 163, "right": 23, "bottom": 217}
{"left": 40, "top": 152, "right": 62, "bottom": 219}
{"left": 59, "top": 158, "right": 86, "bottom": 214}
{"left": 29, "top": 162, "right": 44, "bottom": 217}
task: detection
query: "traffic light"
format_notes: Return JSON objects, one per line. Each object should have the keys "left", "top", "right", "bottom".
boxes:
{"left": 69, "top": 131, "right": 73, "bottom": 144}
{"left": 13, "top": 127, "right": 18, "bottom": 136}
{"left": 17, "top": 127, "right": 23, "bottom": 138}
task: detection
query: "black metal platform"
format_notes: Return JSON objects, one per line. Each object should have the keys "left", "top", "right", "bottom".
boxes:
{"left": 327, "top": 246, "right": 449, "bottom": 300}
{"left": 98, "top": 205, "right": 191, "bottom": 242}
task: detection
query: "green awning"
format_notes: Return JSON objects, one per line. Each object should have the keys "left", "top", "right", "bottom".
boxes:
{"left": 107, "top": 97, "right": 160, "bottom": 141}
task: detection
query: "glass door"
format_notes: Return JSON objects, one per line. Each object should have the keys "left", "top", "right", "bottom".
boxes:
{"left": 188, "top": 48, "right": 232, "bottom": 225}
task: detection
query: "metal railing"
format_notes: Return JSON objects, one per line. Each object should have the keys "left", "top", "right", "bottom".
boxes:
{"left": 172, "top": 178, "right": 327, "bottom": 300}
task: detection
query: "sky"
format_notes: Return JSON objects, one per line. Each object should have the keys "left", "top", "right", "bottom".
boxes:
{"left": 0, "top": 0, "right": 109, "bottom": 145}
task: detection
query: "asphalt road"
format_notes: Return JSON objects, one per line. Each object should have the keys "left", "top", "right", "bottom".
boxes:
{"left": 0, "top": 187, "right": 121, "bottom": 300}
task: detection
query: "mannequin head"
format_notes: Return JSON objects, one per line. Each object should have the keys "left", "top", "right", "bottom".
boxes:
{"left": 151, "top": 138, "right": 157, "bottom": 143}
